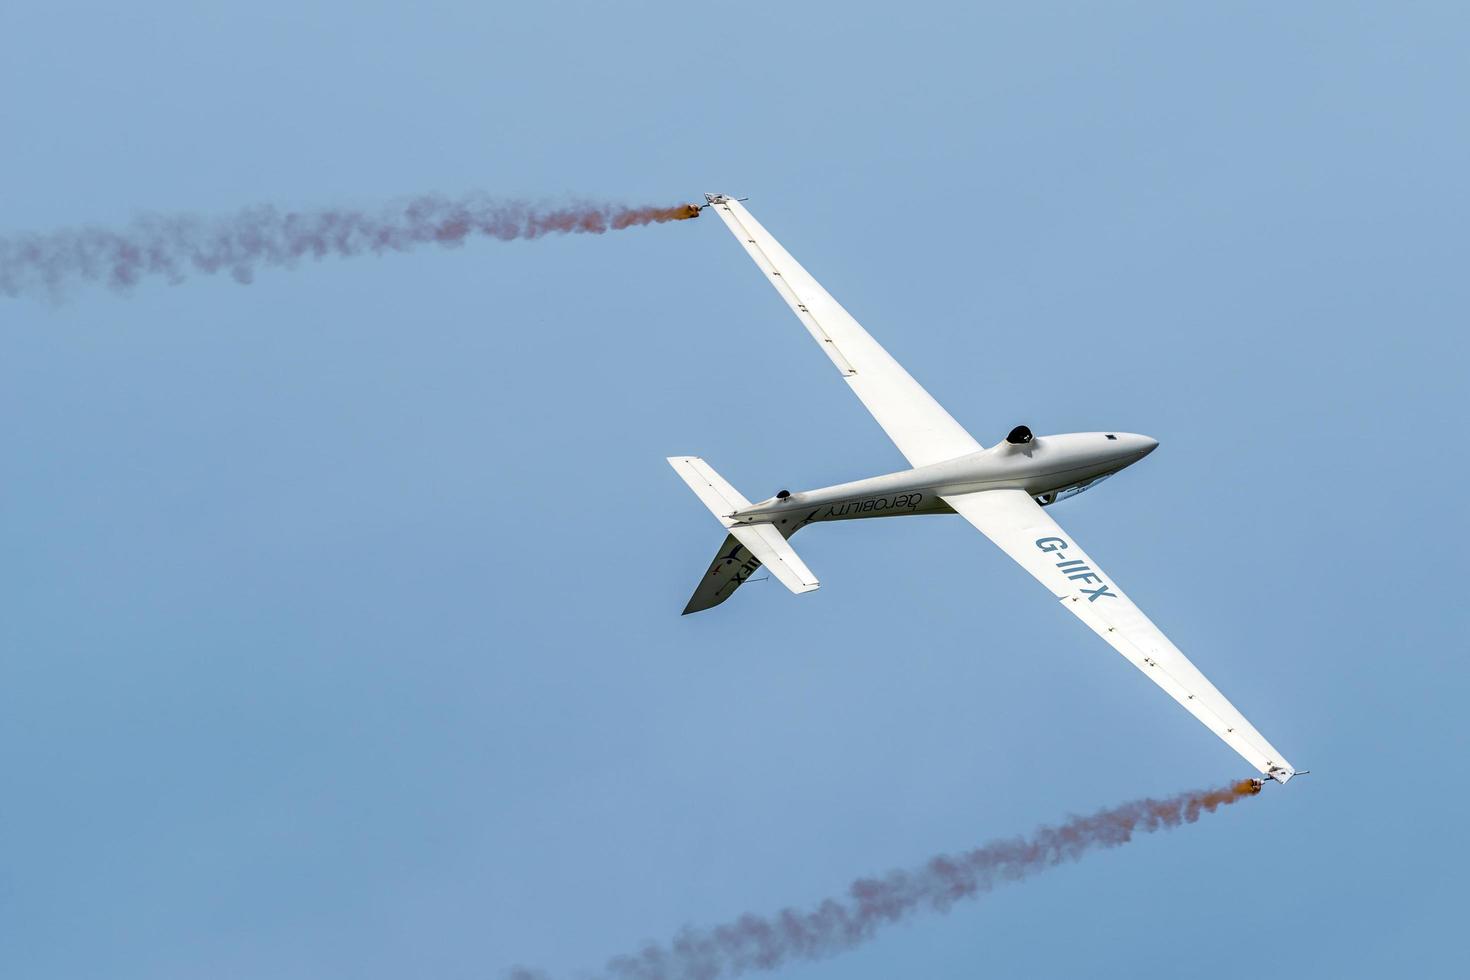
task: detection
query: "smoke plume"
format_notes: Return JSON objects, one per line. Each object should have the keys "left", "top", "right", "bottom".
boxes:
{"left": 0, "top": 195, "right": 701, "bottom": 298}
{"left": 512, "top": 780, "right": 1261, "bottom": 980}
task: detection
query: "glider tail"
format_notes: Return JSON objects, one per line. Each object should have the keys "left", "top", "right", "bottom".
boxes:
{"left": 667, "top": 456, "right": 819, "bottom": 614}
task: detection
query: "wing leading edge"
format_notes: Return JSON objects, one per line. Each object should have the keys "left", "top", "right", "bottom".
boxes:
{"left": 942, "top": 488, "right": 1298, "bottom": 782}
{"left": 704, "top": 194, "right": 982, "bottom": 468}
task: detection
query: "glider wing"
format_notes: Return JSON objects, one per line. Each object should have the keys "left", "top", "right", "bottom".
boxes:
{"left": 705, "top": 195, "right": 982, "bottom": 468}
{"left": 942, "top": 487, "right": 1299, "bottom": 782}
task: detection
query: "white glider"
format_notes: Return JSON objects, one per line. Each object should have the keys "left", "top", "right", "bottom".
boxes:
{"left": 669, "top": 194, "right": 1300, "bottom": 785}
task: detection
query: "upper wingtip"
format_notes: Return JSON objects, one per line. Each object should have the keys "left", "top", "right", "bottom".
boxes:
{"left": 1267, "top": 765, "right": 1306, "bottom": 785}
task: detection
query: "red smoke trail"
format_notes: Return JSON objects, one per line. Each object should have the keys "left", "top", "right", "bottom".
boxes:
{"left": 510, "top": 780, "right": 1261, "bottom": 980}
{"left": 0, "top": 195, "right": 701, "bottom": 298}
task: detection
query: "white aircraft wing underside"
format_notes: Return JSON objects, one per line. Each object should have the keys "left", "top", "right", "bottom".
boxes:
{"left": 706, "top": 196, "right": 983, "bottom": 468}
{"left": 942, "top": 487, "right": 1297, "bottom": 780}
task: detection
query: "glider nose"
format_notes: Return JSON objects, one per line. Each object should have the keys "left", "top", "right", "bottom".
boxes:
{"left": 1118, "top": 434, "right": 1158, "bottom": 460}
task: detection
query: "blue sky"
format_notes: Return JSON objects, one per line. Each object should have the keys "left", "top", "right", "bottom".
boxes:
{"left": 2, "top": 2, "right": 1466, "bottom": 977}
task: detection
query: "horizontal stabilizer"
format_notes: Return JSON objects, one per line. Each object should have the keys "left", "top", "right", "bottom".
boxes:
{"left": 728, "top": 522, "right": 819, "bottom": 596}
{"left": 668, "top": 456, "right": 750, "bottom": 528}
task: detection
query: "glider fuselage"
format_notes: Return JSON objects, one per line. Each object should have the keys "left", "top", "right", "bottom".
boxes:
{"left": 733, "top": 431, "right": 1158, "bottom": 526}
